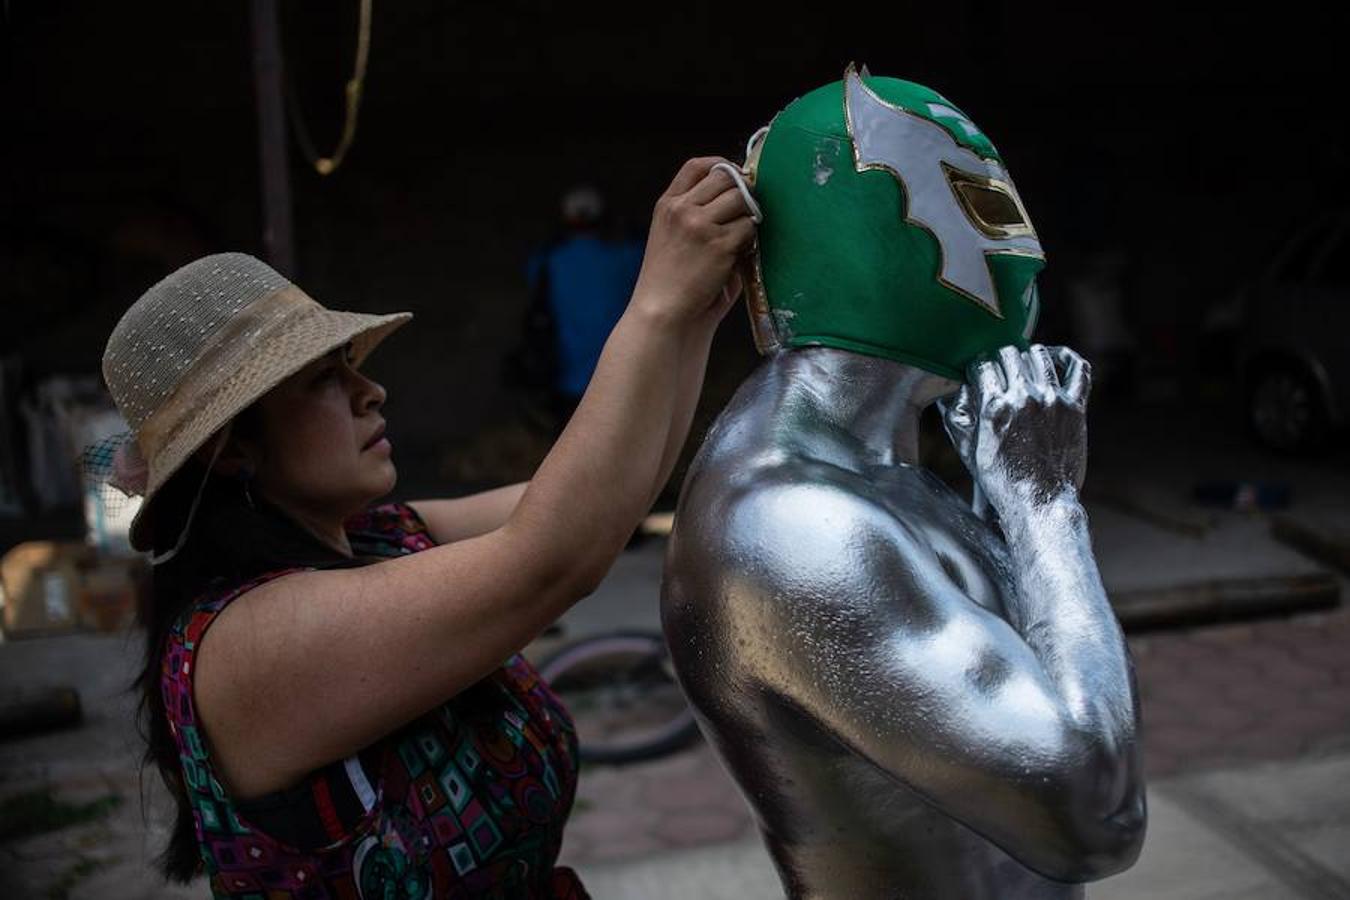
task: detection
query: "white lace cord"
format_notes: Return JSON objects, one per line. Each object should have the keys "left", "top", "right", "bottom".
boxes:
{"left": 710, "top": 162, "right": 763, "bottom": 225}
{"left": 744, "top": 126, "right": 770, "bottom": 163}
{"left": 148, "top": 429, "right": 228, "bottom": 567}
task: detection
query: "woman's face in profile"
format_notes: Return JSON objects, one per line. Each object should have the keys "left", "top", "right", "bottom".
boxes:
{"left": 247, "top": 345, "right": 396, "bottom": 518}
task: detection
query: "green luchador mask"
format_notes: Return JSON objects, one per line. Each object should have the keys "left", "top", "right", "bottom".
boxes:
{"left": 743, "top": 65, "right": 1044, "bottom": 380}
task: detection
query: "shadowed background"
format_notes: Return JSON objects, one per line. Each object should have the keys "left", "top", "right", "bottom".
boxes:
{"left": 4, "top": 0, "right": 1345, "bottom": 498}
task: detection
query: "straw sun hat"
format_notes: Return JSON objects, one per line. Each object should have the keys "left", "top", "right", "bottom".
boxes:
{"left": 92, "top": 252, "right": 411, "bottom": 558}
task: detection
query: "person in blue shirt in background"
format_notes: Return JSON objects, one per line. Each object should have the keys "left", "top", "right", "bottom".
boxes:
{"left": 519, "top": 186, "right": 645, "bottom": 433}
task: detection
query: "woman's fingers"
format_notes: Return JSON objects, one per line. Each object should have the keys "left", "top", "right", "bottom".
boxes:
{"left": 718, "top": 216, "right": 757, "bottom": 254}
{"left": 714, "top": 273, "right": 744, "bottom": 313}
{"left": 713, "top": 271, "right": 745, "bottom": 316}
{"left": 723, "top": 269, "right": 745, "bottom": 303}
{"left": 706, "top": 184, "right": 757, "bottom": 224}
{"left": 664, "top": 157, "right": 724, "bottom": 198}
{"left": 683, "top": 163, "right": 738, "bottom": 205}
{"left": 631, "top": 157, "right": 761, "bottom": 328}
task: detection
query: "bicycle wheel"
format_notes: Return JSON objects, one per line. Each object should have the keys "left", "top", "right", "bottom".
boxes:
{"left": 538, "top": 631, "right": 700, "bottom": 765}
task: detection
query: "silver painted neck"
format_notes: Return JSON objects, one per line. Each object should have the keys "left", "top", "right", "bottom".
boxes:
{"left": 767, "top": 347, "right": 959, "bottom": 469}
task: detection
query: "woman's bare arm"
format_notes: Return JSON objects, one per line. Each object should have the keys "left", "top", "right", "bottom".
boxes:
{"left": 647, "top": 299, "right": 721, "bottom": 509}
{"left": 405, "top": 319, "right": 718, "bottom": 546}
{"left": 194, "top": 159, "right": 754, "bottom": 799}
{"left": 407, "top": 483, "right": 528, "bottom": 545}
{"left": 409, "top": 278, "right": 733, "bottom": 543}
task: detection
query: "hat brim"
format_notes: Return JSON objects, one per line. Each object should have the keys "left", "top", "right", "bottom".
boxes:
{"left": 128, "top": 308, "right": 412, "bottom": 552}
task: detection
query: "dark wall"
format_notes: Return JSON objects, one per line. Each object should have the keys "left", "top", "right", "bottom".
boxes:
{"left": 3, "top": 1, "right": 1343, "bottom": 490}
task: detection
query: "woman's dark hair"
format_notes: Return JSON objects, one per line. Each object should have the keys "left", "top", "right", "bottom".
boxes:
{"left": 133, "top": 404, "right": 370, "bottom": 882}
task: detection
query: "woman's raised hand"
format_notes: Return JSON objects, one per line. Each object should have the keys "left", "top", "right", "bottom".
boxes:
{"left": 630, "top": 157, "right": 759, "bottom": 329}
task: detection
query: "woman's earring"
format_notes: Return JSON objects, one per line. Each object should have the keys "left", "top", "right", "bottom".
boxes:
{"left": 239, "top": 465, "right": 256, "bottom": 510}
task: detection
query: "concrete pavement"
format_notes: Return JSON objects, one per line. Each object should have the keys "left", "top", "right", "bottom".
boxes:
{"left": 570, "top": 752, "right": 1350, "bottom": 900}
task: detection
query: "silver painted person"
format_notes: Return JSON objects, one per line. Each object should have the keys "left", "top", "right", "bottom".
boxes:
{"left": 661, "top": 68, "right": 1146, "bottom": 898}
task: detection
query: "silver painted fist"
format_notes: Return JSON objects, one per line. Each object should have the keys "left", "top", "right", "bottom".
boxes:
{"left": 942, "top": 345, "right": 1092, "bottom": 515}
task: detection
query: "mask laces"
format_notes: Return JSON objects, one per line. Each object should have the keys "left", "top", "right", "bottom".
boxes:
{"left": 709, "top": 162, "right": 763, "bottom": 225}
{"left": 714, "top": 125, "right": 771, "bottom": 225}
{"left": 744, "top": 126, "right": 770, "bottom": 162}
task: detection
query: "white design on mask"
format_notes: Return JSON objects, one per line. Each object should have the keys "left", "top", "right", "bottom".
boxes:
{"left": 844, "top": 70, "right": 1043, "bottom": 316}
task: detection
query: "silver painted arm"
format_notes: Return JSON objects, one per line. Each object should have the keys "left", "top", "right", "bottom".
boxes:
{"left": 707, "top": 345, "right": 1143, "bottom": 882}
{"left": 937, "top": 344, "right": 1143, "bottom": 877}
{"left": 718, "top": 478, "right": 1144, "bottom": 883}
{"left": 942, "top": 346, "right": 1141, "bottom": 734}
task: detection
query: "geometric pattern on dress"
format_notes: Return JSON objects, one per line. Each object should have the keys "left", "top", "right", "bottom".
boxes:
{"left": 161, "top": 502, "right": 590, "bottom": 898}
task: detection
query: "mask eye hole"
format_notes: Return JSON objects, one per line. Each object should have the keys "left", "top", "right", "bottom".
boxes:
{"left": 956, "top": 182, "right": 1023, "bottom": 228}
{"left": 943, "top": 164, "right": 1035, "bottom": 240}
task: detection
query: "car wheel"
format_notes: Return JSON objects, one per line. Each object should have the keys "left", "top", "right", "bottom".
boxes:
{"left": 1247, "top": 364, "right": 1328, "bottom": 453}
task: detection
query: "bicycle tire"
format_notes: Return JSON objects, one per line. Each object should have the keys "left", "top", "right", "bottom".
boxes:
{"left": 538, "top": 631, "right": 700, "bottom": 765}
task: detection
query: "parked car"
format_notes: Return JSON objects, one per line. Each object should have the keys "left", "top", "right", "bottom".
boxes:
{"left": 1228, "top": 212, "right": 1349, "bottom": 452}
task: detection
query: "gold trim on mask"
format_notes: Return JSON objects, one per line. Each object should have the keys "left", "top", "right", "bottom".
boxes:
{"left": 742, "top": 243, "right": 780, "bottom": 355}
{"left": 740, "top": 119, "right": 781, "bottom": 355}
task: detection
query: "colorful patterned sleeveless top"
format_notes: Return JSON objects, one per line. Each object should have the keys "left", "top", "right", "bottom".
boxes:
{"left": 160, "top": 502, "right": 589, "bottom": 898}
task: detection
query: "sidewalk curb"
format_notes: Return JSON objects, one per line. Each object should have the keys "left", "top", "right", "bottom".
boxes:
{"left": 1272, "top": 515, "right": 1350, "bottom": 576}
{"left": 1114, "top": 572, "right": 1341, "bottom": 631}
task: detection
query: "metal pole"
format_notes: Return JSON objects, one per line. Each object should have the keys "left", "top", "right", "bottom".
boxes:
{"left": 249, "top": 0, "right": 297, "bottom": 277}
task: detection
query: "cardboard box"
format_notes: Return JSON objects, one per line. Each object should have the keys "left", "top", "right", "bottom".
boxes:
{"left": 0, "top": 542, "right": 147, "bottom": 637}
{"left": 0, "top": 542, "right": 86, "bottom": 637}
{"left": 76, "top": 555, "right": 145, "bottom": 633}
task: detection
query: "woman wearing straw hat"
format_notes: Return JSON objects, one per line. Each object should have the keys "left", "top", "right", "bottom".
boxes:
{"left": 96, "top": 157, "right": 757, "bottom": 898}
